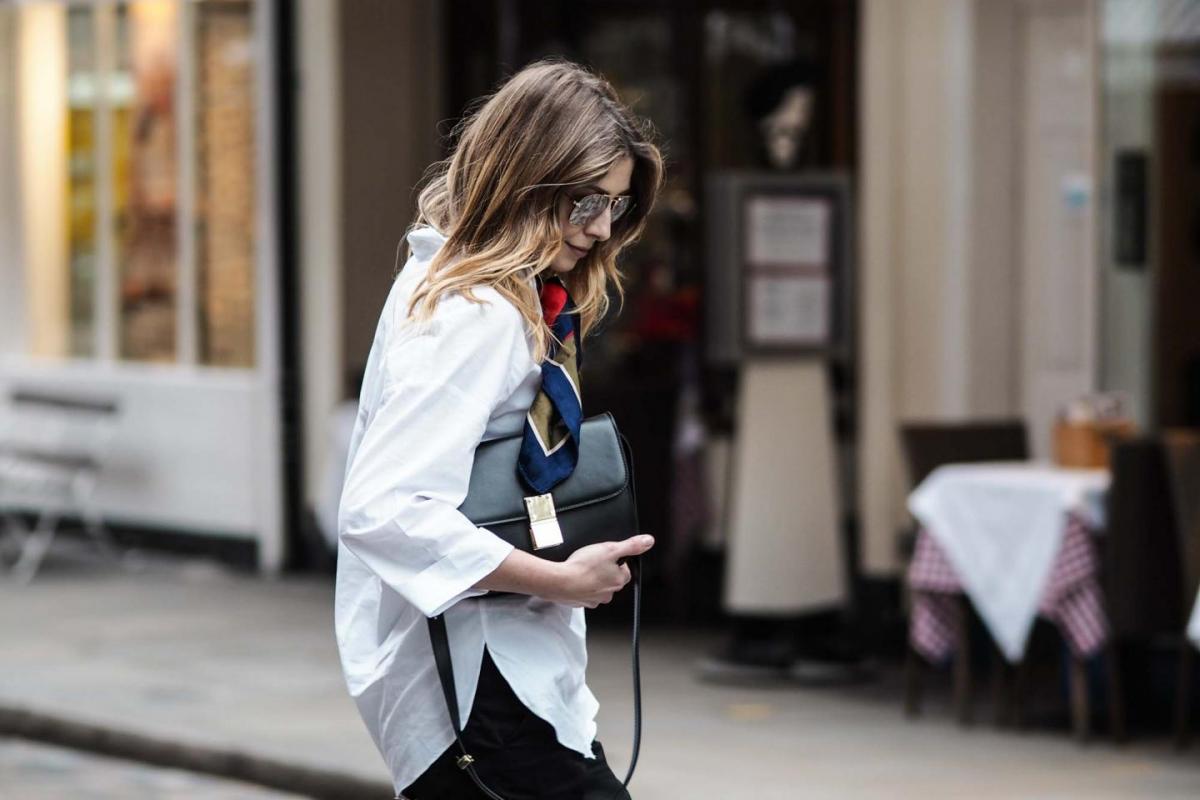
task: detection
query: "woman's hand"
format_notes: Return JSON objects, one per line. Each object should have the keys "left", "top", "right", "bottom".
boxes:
{"left": 544, "top": 535, "right": 655, "bottom": 608}
{"left": 470, "top": 535, "right": 655, "bottom": 608}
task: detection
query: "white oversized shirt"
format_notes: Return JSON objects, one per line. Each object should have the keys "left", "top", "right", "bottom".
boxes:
{"left": 334, "top": 226, "right": 599, "bottom": 794}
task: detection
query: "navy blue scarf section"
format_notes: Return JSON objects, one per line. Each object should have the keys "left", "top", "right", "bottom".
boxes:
{"left": 517, "top": 277, "right": 584, "bottom": 495}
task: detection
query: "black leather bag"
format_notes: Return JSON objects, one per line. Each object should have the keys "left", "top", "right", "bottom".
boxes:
{"left": 425, "top": 413, "right": 643, "bottom": 800}
{"left": 460, "top": 413, "right": 639, "bottom": 564}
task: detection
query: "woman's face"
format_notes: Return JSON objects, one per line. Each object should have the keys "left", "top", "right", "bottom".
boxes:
{"left": 549, "top": 155, "right": 634, "bottom": 274}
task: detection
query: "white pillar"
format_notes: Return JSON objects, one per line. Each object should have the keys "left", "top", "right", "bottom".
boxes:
{"left": 296, "top": 0, "right": 344, "bottom": 516}
{"left": 0, "top": 5, "right": 25, "bottom": 356}
{"left": 858, "top": 0, "right": 1025, "bottom": 575}
{"left": 16, "top": 3, "right": 68, "bottom": 358}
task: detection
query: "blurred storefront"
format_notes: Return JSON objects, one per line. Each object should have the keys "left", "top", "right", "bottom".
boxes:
{"left": 4, "top": 0, "right": 1198, "bottom": 621}
{"left": 858, "top": 0, "right": 1200, "bottom": 585}
{"left": 1100, "top": 0, "right": 1200, "bottom": 431}
{"left": 311, "top": 0, "right": 861, "bottom": 622}
{"left": 0, "top": 0, "right": 286, "bottom": 568}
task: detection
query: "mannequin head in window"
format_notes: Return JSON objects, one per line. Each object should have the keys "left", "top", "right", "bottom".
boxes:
{"left": 407, "top": 58, "right": 664, "bottom": 362}
{"left": 745, "top": 59, "right": 818, "bottom": 171}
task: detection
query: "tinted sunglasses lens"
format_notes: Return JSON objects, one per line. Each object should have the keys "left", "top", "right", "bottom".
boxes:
{"left": 611, "top": 196, "right": 632, "bottom": 222}
{"left": 569, "top": 194, "right": 607, "bottom": 226}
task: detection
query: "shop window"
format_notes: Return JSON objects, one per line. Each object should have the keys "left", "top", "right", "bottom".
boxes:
{"left": 115, "top": 0, "right": 179, "bottom": 363}
{"left": 10, "top": 0, "right": 259, "bottom": 367}
{"left": 67, "top": 5, "right": 98, "bottom": 357}
{"left": 195, "top": 0, "right": 256, "bottom": 368}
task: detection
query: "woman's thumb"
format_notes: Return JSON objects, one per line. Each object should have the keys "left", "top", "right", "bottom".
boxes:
{"left": 616, "top": 534, "right": 655, "bottom": 557}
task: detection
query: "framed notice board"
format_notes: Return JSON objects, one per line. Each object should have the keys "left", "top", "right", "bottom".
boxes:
{"left": 742, "top": 191, "right": 837, "bottom": 351}
{"left": 706, "top": 173, "right": 853, "bottom": 362}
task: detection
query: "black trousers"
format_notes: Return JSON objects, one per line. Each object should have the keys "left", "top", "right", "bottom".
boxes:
{"left": 400, "top": 649, "right": 630, "bottom": 800}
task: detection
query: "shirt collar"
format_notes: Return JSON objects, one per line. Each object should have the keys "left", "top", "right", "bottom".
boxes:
{"left": 406, "top": 224, "right": 540, "bottom": 292}
{"left": 405, "top": 225, "right": 446, "bottom": 262}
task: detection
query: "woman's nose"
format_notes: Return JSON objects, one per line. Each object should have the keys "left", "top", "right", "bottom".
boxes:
{"left": 584, "top": 207, "right": 612, "bottom": 242}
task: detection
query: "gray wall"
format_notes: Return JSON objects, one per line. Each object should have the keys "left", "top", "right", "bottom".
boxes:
{"left": 1098, "top": 36, "right": 1155, "bottom": 426}
{"left": 0, "top": 5, "right": 22, "bottom": 355}
{"left": 339, "top": 0, "right": 443, "bottom": 378}
{"left": 966, "top": 0, "right": 1021, "bottom": 416}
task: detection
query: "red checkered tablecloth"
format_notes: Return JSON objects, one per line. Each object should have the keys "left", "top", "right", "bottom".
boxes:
{"left": 907, "top": 513, "right": 1108, "bottom": 663}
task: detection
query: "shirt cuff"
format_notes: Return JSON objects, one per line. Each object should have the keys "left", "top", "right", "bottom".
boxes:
{"left": 406, "top": 527, "right": 515, "bottom": 617}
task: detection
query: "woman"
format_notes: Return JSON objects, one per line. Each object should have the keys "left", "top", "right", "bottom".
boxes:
{"left": 335, "top": 59, "right": 664, "bottom": 800}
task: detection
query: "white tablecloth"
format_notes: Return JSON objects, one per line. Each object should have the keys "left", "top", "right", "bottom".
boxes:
{"left": 908, "top": 462, "right": 1109, "bottom": 661}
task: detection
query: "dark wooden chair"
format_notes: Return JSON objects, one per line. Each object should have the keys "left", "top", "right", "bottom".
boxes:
{"left": 902, "top": 420, "right": 1030, "bottom": 489}
{"left": 900, "top": 419, "right": 1029, "bottom": 725}
{"left": 1163, "top": 430, "right": 1200, "bottom": 748}
{"left": 1102, "top": 436, "right": 1191, "bottom": 744}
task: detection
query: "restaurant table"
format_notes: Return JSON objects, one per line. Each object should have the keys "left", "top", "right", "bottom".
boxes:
{"left": 904, "top": 463, "right": 1118, "bottom": 739}
{"left": 907, "top": 462, "right": 1110, "bottom": 663}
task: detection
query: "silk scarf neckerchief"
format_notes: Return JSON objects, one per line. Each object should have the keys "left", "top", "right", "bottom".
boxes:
{"left": 517, "top": 276, "right": 583, "bottom": 494}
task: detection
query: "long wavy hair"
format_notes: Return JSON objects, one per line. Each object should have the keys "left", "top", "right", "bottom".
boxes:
{"left": 404, "top": 58, "right": 664, "bottom": 362}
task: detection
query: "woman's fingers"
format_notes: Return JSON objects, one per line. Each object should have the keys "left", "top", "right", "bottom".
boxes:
{"left": 560, "top": 536, "right": 653, "bottom": 606}
{"left": 610, "top": 534, "right": 655, "bottom": 560}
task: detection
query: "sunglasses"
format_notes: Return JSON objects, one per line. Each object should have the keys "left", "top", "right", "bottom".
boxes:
{"left": 568, "top": 193, "right": 634, "bottom": 227}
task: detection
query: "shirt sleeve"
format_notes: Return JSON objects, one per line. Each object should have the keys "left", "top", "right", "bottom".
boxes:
{"left": 338, "top": 290, "right": 528, "bottom": 618}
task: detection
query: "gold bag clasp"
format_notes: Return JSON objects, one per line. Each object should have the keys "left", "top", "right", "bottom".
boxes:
{"left": 524, "top": 493, "right": 564, "bottom": 550}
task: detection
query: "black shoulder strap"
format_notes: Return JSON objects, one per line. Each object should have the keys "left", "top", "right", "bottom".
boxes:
{"left": 426, "top": 561, "right": 641, "bottom": 800}
{"left": 426, "top": 612, "right": 505, "bottom": 799}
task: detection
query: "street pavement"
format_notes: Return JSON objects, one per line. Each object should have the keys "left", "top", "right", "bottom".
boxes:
{"left": 1, "top": 738, "right": 303, "bottom": 799}
{"left": 2, "top": 546, "right": 1200, "bottom": 798}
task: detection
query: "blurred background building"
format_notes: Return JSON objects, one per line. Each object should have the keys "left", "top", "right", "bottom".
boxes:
{"left": 1, "top": 0, "right": 283, "bottom": 568}
{"left": 0, "top": 0, "right": 1198, "bottom": 636}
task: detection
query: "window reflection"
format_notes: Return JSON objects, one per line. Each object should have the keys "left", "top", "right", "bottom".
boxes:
{"left": 13, "top": 0, "right": 262, "bottom": 367}
{"left": 115, "top": 0, "right": 179, "bottom": 363}
{"left": 67, "top": 5, "right": 98, "bottom": 357}
{"left": 195, "top": 0, "right": 256, "bottom": 367}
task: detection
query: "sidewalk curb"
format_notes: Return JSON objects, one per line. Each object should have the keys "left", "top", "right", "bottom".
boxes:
{"left": 0, "top": 704, "right": 395, "bottom": 799}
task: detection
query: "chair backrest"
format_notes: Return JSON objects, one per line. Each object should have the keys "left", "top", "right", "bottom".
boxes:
{"left": 0, "top": 389, "right": 121, "bottom": 467}
{"left": 11, "top": 391, "right": 118, "bottom": 416}
{"left": 1104, "top": 436, "right": 1185, "bottom": 639}
{"left": 899, "top": 419, "right": 1029, "bottom": 490}
{"left": 1163, "top": 429, "right": 1200, "bottom": 599}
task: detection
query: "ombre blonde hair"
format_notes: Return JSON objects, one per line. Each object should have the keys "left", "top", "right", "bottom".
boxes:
{"left": 404, "top": 58, "right": 664, "bottom": 362}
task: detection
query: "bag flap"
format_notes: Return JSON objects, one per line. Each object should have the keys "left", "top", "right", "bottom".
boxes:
{"left": 459, "top": 413, "right": 629, "bottom": 527}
